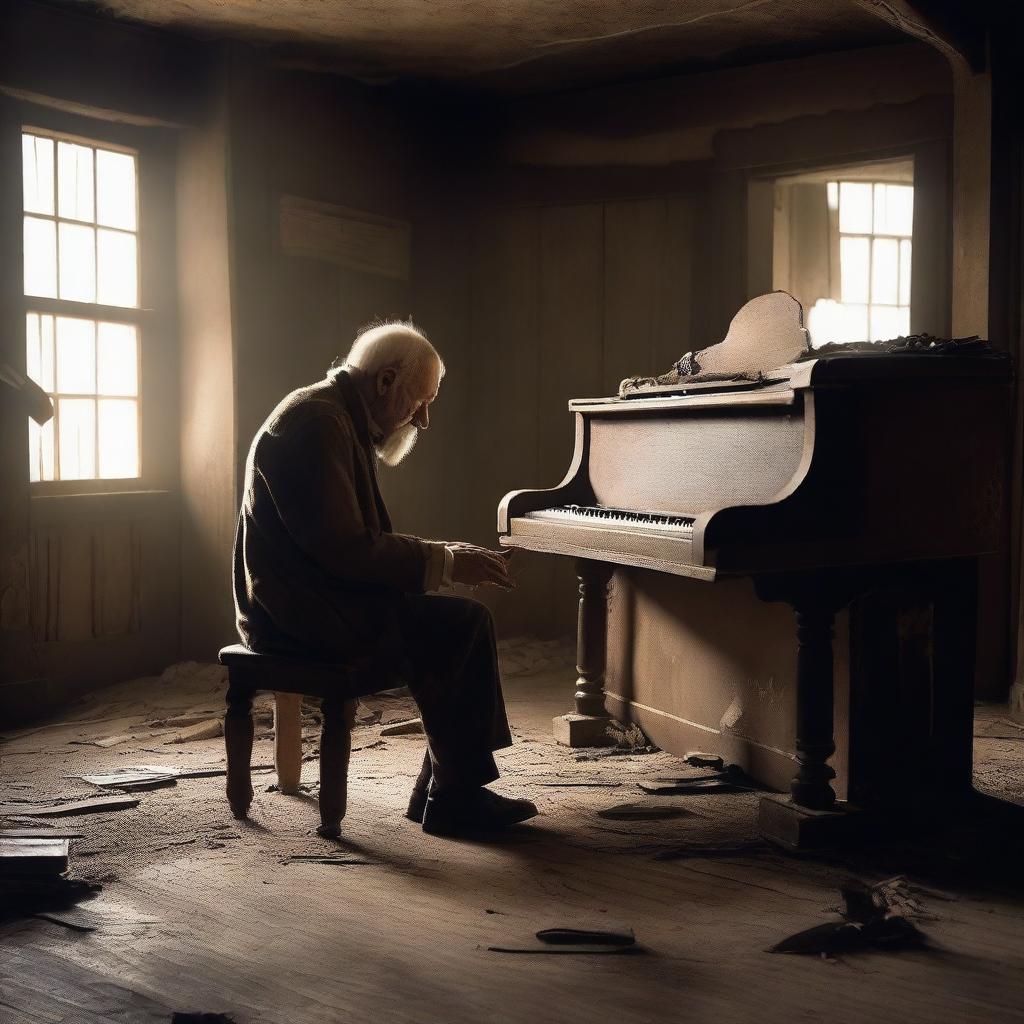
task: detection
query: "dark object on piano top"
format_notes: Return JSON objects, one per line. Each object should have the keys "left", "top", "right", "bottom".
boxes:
{"left": 802, "top": 333, "right": 1006, "bottom": 359}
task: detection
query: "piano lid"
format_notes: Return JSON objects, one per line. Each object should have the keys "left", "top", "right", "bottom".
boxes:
{"left": 619, "top": 292, "right": 810, "bottom": 400}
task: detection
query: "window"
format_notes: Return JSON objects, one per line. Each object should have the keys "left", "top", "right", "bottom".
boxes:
{"left": 771, "top": 159, "right": 915, "bottom": 348}
{"left": 22, "top": 130, "right": 141, "bottom": 482}
{"left": 809, "top": 180, "right": 913, "bottom": 345}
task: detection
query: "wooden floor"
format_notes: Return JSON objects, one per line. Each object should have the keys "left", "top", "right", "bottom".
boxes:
{"left": 3, "top": 649, "right": 1024, "bottom": 1024}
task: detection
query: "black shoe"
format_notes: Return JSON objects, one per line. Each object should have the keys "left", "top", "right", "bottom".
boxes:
{"left": 406, "top": 785, "right": 429, "bottom": 823}
{"left": 422, "top": 786, "right": 538, "bottom": 837}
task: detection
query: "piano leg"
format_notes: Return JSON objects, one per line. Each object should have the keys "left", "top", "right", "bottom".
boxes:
{"left": 553, "top": 559, "right": 615, "bottom": 747}
{"left": 791, "top": 606, "right": 838, "bottom": 811}
{"left": 756, "top": 573, "right": 855, "bottom": 849}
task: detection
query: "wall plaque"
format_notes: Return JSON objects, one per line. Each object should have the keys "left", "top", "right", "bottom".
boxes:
{"left": 279, "top": 195, "right": 410, "bottom": 280}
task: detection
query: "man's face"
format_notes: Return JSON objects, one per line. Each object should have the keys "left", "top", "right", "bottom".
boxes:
{"left": 372, "top": 360, "right": 441, "bottom": 467}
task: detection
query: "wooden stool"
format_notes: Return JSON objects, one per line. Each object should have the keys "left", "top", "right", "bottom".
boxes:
{"left": 218, "top": 644, "right": 366, "bottom": 836}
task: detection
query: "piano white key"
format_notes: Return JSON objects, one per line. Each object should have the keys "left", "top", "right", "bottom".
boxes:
{"left": 526, "top": 504, "right": 695, "bottom": 537}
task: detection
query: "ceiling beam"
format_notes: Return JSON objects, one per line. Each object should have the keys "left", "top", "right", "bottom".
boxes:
{"left": 850, "top": 0, "right": 986, "bottom": 72}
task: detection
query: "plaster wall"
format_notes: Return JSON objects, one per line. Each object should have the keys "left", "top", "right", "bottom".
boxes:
{"left": 177, "top": 69, "right": 238, "bottom": 661}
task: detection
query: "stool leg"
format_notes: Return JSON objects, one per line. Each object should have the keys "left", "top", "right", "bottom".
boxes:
{"left": 318, "top": 697, "right": 358, "bottom": 837}
{"left": 273, "top": 692, "right": 303, "bottom": 795}
{"left": 225, "top": 680, "right": 255, "bottom": 819}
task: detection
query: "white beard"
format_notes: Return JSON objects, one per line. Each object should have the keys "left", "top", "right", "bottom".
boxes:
{"left": 375, "top": 423, "right": 418, "bottom": 467}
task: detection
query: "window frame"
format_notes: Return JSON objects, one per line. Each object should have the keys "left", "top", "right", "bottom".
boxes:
{"left": 14, "top": 104, "right": 175, "bottom": 497}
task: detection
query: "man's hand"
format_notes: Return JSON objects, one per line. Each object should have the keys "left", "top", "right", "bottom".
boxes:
{"left": 449, "top": 544, "right": 514, "bottom": 590}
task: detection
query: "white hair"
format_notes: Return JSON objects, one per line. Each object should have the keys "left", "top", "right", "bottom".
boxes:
{"left": 335, "top": 320, "right": 444, "bottom": 384}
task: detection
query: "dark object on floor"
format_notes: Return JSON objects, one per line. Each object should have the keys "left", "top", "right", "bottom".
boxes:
{"left": 770, "top": 878, "right": 928, "bottom": 956}
{"left": 171, "top": 1014, "right": 237, "bottom": 1024}
{"left": 684, "top": 752, "right": 725, "bottom": 770}
{"left": 770, "top": 915, "right": 925, "bottom": 956}
{"left": 537, "top": 926, "right": 635, "bottom": 946}
{"left": 489, "top": 923, "right": 639, "bottom": 955}
{"left": 422, "top": 786, "right": 538, "bottom": 837}
{"left": 597, "top": 802, "right": 692, "bottom": 821}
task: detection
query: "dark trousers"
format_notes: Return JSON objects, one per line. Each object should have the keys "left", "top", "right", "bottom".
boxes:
{"left": 397, "top": 594, "right": 512, "bottom": 790}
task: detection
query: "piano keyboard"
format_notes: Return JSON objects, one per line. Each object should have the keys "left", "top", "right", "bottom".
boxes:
{"left": 525, "top": 504, "right": 695, "bottom": 537}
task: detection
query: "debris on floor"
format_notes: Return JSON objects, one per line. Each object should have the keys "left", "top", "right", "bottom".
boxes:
{"left": 77, "top": 768, "right": 178, "bottom": 792}
{"left": 639, "top": 763, "right": 758, "bottom": 795}
{"left": 170, "top": 1013, "right": 237, "bottom": 1024}
{"left": 33, "top": 910, "right": 97, "bottom": 932}
{"left": 769, "top": 877, "right": 929, "bottom": 956}
{"left": 684, "top": 751, "right": 725, "bottom": 769}
{"left": 605, "top": 721, "right": 658, "bottom": 754}
{"left": 169, "top": 719, "right": 224, "bottom": 743}
{"left": 638, "top": 777, "right": 752, "bottom": 795}
{"left": 10, "top": 795, "right": 140, "bottom": 817}
{"left": 596, "top": 802, "right": 693, "bottom": 821}
{"left": 380, "top": 718, "right": 424, "bottom": 736}
{"left": 69, "top": 733, "right": 135, "bottom": 749}
{"left": 279, "top": 854, "right": 373, "bottom": 865}
{"left": 488, "top": 921, "right": 639, "bottom": 954}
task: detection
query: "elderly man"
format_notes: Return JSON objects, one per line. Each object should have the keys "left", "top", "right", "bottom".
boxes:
{"left": 233, "top": 321, "right": 537, "bottom": 837}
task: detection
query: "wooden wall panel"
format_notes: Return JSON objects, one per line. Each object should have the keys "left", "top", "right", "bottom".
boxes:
{"left": 469, "top": 209, "right": 542, "bottom": 544}
{"left": 603, "top": 199, "right": 664, "bottom": 394}
{"left": 465, "top": 196, "right": 699, "bottom": 636}
{"left": 30, "top": 522, "right": 142, "bottom": 643}
{"left": 538, "top": 204, "right": 605, "bottom": 487}
{"left": 653, "top": 197, "right": 697, "bottom": 369}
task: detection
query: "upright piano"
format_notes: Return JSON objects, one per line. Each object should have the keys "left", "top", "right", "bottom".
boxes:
{"left": 498, "top": 293, "right": 1012, "bottom": 847}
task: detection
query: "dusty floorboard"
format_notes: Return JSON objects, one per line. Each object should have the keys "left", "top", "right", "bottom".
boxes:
{"left": 3, "top": 650, "right": 1024, "bottom": 1023}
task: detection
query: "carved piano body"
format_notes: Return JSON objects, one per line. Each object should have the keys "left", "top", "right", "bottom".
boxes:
{"left": 498, "top": 296, "right": 1011, "bottom": 847}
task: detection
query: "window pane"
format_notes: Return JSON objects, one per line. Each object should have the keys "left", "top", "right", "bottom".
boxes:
{"left": 58, "top": 222, "right": 97, "bottom": 303}
{"left": 58, "top": 141, "right": 95, "bottom": 222}
{"left": 24, "top": 216, "right": 57, "bottom": 297}
{"left": 840, "top": 236, "right": 870, "bottom": 303}
{"left": 26, "top": 313, "right": 56, "bottom": 392}
{"left": 97, "top": 229, "right": 138, "bottom": 307}
{"left": 871, "top": 238, "right": 899, "bottom": 305}
{"left": 56, "top": 317, "right": 96, "bottom": 394}
{"left": 98, "top": 399, "right": 139, "bottom": 478}
{"left": 97, "top": 322, "right": 138, "bottom": 396}
{"left": 839, "top": 182, "right": 873, "bottom": 233}
{"left": 870, "top": 305, "right": 910, "bottom": 342}
{"left": 23, "top": 135, "right": 54, "bottom": 215}
{"left": 96, "top": 150, "right": 137, "bottom": 230}
{"left": 874, "top": 183, "right": 913, "bottom": 236}
{"left": 58, "top": 398, "right": 96, "bottom": 480}
{"left": 29, "top": 416, "right": 55, "bottom": 483}
{"left": 899, "top": 239, "right": 912, "bottom": 306}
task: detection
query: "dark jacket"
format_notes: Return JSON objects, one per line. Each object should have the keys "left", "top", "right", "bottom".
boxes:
{"left": 233, "top": 370, "right": 436, "bottom": 663}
